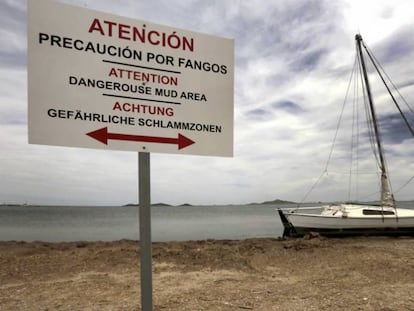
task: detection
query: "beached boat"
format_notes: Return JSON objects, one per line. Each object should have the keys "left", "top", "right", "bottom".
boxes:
{"left": 279, "top": 34, "right": 414, "bottom": 237}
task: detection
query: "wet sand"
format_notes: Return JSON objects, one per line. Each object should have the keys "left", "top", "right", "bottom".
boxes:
{"left": 1, "top": 237, "right": 414, "bottom": 310}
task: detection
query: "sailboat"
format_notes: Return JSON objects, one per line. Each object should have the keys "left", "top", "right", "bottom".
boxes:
{"left": 278, "top": 34, "right": 414, "bottom": 237}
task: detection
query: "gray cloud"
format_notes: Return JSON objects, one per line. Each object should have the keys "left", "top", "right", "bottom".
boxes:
{"left": 271, "top": 100, "right": 304, "bottom": 114}
{"left": 0, "top": 50, "right": 26, "bottom": 68}
{"left": 244, "top": 108, "right": 271, "bottom": 120}
{"left": 378, "top": 112, "right": 414, "bottom": 144}
{"left": 289, "top": 48, "right": 329, "bottom": 72}
{"left": 374, "top": 27, "right": 414, "bottom": 64}
{"left": 0, "top": 1, "right": 26, "bottom": 68}
{"left": 0, "top": 1, "right": 26, "bottom": 30}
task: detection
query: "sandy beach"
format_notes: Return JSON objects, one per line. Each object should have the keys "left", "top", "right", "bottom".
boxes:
{"left": 1, "top": 236, "right": 414, "bottom": 310}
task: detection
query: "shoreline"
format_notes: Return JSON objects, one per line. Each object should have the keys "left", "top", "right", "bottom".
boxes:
{"left": 1, "top": 237, "right": 414, "bottom": 310}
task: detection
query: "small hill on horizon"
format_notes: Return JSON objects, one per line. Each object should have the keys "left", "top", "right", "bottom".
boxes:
{"left": 253, "top": 198, "right": 296, "bottom": 205}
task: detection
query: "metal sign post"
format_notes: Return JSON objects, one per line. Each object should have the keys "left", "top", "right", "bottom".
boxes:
{"left": 138, "top": 152, "right": 152, "bottom": 310}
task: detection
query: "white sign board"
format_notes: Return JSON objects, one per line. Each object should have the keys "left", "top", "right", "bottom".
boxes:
{"left": 28, "top": 0, "right": 234, "bottom": 156}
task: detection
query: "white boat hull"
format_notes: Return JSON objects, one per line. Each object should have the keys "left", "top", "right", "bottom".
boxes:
{"left": 278, "top": 204, "right": 414, "bottom": 237}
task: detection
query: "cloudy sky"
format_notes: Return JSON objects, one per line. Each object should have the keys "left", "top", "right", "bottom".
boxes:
{"left": 1, "top": 0, "right": 414, "bottom": 206}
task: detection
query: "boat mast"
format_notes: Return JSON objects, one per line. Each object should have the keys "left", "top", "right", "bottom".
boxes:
{"left": 355, "top": 34, "right": 395, "bottom": 207}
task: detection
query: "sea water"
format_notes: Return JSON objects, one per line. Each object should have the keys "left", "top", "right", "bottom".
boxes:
{"left": 0, "top": 204, "right": 290, "bottom": 242}
{"left": 3, "top": 202, "right": 412, "bottom": 242}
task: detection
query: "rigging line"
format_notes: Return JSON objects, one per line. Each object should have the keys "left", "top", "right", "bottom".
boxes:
{"left": 357, "top": 35, "right": 393, "bottom": 207}
{"left": 325, "top": 54, "right": 359, "bottom": 171}
{"left": 364, "top": 45, "right": 414, "bottom": 196}
{"left": 363, "top": 83, "right": 383, "bottom": 188}
{"left": 359, "top": 51, "right": 381, "bottom": 173}
{"left": 355, "top": 60, "right": 361, "bottom": 200}
{"left": 357, "top": 190, "right": 381, "bottom": 201}
{"left": 320, "top": 170, "right": 380, "bottom": 174}
{"left": 362, "top": 44, "right": 397, "bottom": 200}
{"left": 298, "top": 55, "right": 359, "bottom": 207}
{"left": 394, "top": 175, "right": 414, "bottom": 194}
{"left": 357, "top": 49, "right": 384, "bottom": 195}
{"left": 358, "top": 51, "right": 381, "bottom": 170}
{"left": 364, "top": 44, "right": 414, "bottom": 117}
{"left": 348, "top": 57, "right": 359, "bottom": 201}
{"left": 358, "top": 37, "right": 395, "bottom": 208}
{"left": 363, "top": 43, "right": 414, "bottom": 138}
{"left": 350, "top": 60, "right": 364, "bottom": 201}
{"left": 297, "top": 170, "right": 328, "bottom": 208}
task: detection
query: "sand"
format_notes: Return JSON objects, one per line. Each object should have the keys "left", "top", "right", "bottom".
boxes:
{"left": 1, "top": 236, "right": 414, "bottom": 310}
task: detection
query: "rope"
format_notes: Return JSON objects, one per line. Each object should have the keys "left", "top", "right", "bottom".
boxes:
{"left": 365, "top": 44, "right": 414, "bottom": 117}
{"left": 363, "top": 43, "right": 414, "bottom": 137}
{"left": 394, "top": 175, "right": 414, "bottom": 194}
{"left": 298, "top": 56, "right": 358, "bottom": 207}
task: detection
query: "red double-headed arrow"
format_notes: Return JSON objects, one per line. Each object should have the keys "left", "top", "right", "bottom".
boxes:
{"left": 86, "top": 127, "right": 195, "bottom": 150}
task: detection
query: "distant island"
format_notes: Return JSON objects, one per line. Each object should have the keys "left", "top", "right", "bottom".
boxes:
{"left": 251, "top": 199, "right": 296, "bottom": 205}
{"left": 123, "top": 199, "right": 294, "bottom": 207}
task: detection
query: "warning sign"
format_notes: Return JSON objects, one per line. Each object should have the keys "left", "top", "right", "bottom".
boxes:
{"left": 28, "top": 0, "right": 234, "bottom": 156}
